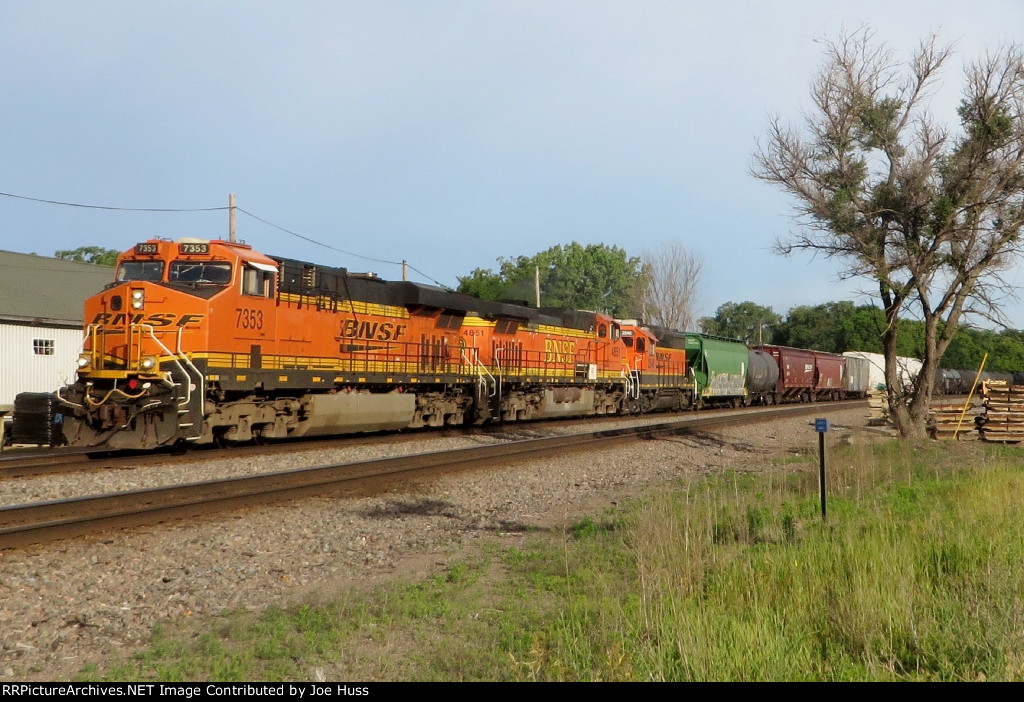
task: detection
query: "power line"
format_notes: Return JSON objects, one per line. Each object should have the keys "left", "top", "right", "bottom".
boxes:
{"left": 235, "top": 207, "right": 451, "bottom": 288}
{"left": 235, "top": 208, "right": 395, "bottom": 265}
{"left": 0, "top": 190, "right": 228, "bottom": 212}
{"left": 0, "top": 188, "right": 452, "bottom": 288}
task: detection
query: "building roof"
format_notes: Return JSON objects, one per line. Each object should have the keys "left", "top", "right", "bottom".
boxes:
{"left": 0, "top": 250, "right": 114, "bottom": 326}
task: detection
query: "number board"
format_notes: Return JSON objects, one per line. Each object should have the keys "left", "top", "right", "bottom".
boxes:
{"left": 135, "top": 243, "right": 159, "bottom": 255}
{"left": 178, "top": 242, "right": 210, "bottom": 255}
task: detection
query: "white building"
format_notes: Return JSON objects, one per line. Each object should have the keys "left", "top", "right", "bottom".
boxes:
{"left": 0, "top": 250, "right": 113, "bottom": 412}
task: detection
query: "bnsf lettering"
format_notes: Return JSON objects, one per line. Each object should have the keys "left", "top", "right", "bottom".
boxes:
{"left": 90, "top": 312, "right": 204, "bottom": 327}
{"left": 340, "top": 320, "right": 407, "bottom": 341}
{"left": 544, "top": 339, "right": 576, "bottom": 364}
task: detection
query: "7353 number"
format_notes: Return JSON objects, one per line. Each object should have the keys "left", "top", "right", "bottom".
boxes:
{"left": 235, "top": 308, "right": 264, "bottom": 330}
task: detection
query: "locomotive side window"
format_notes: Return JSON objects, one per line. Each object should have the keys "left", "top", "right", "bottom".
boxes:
{"left": 242, "top": 263, "right": 276, "bottom": 297}
{"left": 636, "top": 338, "right": 646, "bottom": 353}
{"left": 494, "top": 319, "right": 519, "bottom": 335}
{"left": 170, "top": 261, "right": 232, "bottom": 285}
{"left": 437, "top": 312, "right": 465, "bottom": 330}
{"left": 117, "top": 261, "right": 164, "bottom": 282}
{"left": 598, "top": 324, "right": 607, "bottom": 338}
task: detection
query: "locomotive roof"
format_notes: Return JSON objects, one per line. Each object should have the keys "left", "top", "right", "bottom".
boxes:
{"left": 269, "top": 254, "right": 598, "bottom": 331}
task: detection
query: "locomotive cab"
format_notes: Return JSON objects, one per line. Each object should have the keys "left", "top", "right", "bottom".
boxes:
{"left": 59, "top": 238, "right": 279, "bottom": 449}
{"left": 617, "top": 322, "right": 693, "bottom": 412}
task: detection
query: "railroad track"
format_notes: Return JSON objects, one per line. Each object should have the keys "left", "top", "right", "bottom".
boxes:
{"left": 0, "top": 400, "right": 835, "bottom": 479}
{"left": 0, "top": 402, "right": 864, "bottom": 550}
{"left": 0, "top": 423, "right": 503, "bottom": 479}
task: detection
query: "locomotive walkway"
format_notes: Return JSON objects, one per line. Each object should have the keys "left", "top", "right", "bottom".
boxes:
{"left": 0, "top": 402, "right": 865, "bottom": 550}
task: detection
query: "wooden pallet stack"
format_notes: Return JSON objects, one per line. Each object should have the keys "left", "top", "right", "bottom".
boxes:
{"left": 928, "top": 400, "right": 978, "bottom": 440}
{"left": 977, "top": 381, "right": 1024, "bottom": 443}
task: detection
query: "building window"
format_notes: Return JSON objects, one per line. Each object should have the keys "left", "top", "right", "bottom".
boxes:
{"left": 33, "top": 338, "right": 55, "bottom": 356}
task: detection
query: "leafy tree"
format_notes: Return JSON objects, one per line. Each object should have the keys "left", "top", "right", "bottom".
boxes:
{"left": 753, "top": 29, "right": 1024, "bottom": 437}
{"left": 55, "top": 246, "right": 120, "bottom": 266}
{"left": 942, "top": 327, "right": 1024, "bottom": 372}
{"left": 637, "top": 242, "right": 704, "bottom": 331}
{"left": 456, "top": 242, "right": 644, "bottom": 317}
{"left": 772, "top": 301, "right": 926, "bottom": 355}
{"left": 454, "top": 267, "right": 508, "bottom": 301}
{"left": 775, "top": 302, "right": 867, "bottom": 352}
{"left": 699, "top": 301, "right": 781, "bottom": 344}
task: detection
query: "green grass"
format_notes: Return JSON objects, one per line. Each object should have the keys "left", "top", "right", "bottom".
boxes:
{"left": 74, "top": 439, "right": 1024, "bottom": 681}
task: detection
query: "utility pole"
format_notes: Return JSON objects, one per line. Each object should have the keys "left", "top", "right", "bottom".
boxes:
{"left": 535, "top": 265, "right": 541, "bottom": 307}
{"left": 402, "top": 260, "right": 408, "bottom": 282}
{"left": 229, "top": 193, "right": 236, "bottom": 243}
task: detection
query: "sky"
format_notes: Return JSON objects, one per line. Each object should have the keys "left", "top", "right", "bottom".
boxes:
{"left": 2, "top": 1, "right": 1023, "bottom": 326}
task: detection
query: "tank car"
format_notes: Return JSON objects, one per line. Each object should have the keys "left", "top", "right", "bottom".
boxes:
{"left": 49, "top": 238, "right": 698, "bottom": 450}
{"left": 746, "top": 348, "right": 779, "bottom": 405}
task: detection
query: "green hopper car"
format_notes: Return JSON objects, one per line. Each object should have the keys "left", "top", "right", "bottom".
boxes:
{"left": 684, "top": 333, "right": 748, "bottom": 407}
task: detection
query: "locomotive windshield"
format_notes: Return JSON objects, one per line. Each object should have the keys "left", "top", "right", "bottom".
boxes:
{"left": 169, "top": 261, "right": 232, "bottom": 285}
{"left": 117, "top": 261, "right": 165, "bottom": 282}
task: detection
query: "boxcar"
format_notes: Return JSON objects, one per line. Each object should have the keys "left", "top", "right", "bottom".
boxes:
{"left": 843, "top": 351, "right": 923, "bottom": 394}
{"left": 843, "top": 353, "right": 871, "bottom": 398}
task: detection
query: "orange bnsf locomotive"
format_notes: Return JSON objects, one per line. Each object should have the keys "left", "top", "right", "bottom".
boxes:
{"left": 56, "top": 238, "right": 694, "bottom": 450}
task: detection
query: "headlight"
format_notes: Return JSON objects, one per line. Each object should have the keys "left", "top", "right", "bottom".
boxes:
{"left": 140, "top": 356, "right": 157, "bottom": 371}
{"left": 77, "top": 354, "right": 91, "bottom": 369}
{"left": 131, "top": 289, "right": 145, "bottom": 310}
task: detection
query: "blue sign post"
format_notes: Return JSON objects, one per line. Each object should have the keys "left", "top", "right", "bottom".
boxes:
{"left": 815, "top": 418, "right": 829, "bottom": 520}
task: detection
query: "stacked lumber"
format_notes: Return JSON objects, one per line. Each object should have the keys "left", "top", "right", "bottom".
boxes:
{"left": 928, "top": 401, "right": 978, "bottom": 440}
{"left": 977, "top": 381, "right": 1024, "bottom": 443}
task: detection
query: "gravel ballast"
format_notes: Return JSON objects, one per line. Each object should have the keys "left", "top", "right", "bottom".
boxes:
{"left": 0, "top": 406, "right": 879, "bottom": 680}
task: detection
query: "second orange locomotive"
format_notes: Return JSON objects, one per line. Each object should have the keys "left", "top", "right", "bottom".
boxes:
{"left": 58, "top": 238, "right": 693, "bottom": 449}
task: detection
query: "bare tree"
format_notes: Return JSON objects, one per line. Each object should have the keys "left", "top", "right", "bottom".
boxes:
{"left": 638, "top": 242, "right": 704, "bottom": 331}
{"left": 753, "top": 28, "right": 1024, "bottom": 438}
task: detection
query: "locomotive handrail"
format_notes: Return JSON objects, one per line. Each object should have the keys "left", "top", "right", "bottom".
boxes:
{"left": 56, "top": 385, "right": 83, "bottom": 411}
{"left": 138, "top": 324, "right": 191, "bottom": 407}
{"left": 492, "top": 349, "right": 504, "bottom": 400}
{"left": 621, "top": 361, "right": 640, "bottom": 400}
{"left": 461, "top": 345, "right": 497, "bottom": 398}
{"left": 135, "top": 324, "right": 205, "bottom": 440}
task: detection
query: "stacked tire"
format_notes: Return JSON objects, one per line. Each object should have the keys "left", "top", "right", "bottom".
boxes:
{"left": 11, "top": 392, "right": 66, "bottom": 446}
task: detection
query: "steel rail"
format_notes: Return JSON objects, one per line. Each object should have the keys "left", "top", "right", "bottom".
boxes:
{"left": 0, "top": 402, "right": 862, "bottom": 549}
